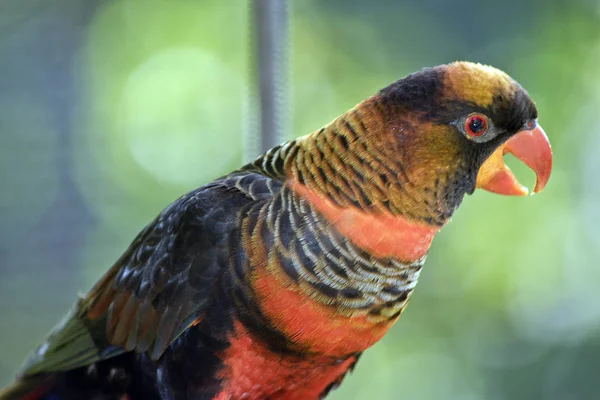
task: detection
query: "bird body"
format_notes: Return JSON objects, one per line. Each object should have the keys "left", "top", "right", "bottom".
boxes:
{"left": 0, "top": 62, "right": 552, "bottom": 400}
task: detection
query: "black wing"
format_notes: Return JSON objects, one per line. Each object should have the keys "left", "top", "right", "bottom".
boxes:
{"left": 20, "top": 171, "right": 280, "bottom": 377}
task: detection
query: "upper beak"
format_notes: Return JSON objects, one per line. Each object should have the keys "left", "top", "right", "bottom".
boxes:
{"left": 476, "top": 125, "right": 553, "bottom": 196}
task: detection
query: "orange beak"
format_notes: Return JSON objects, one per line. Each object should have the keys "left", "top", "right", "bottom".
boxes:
{"left": 476, "top": 125, "right": 553, "bottom": 196}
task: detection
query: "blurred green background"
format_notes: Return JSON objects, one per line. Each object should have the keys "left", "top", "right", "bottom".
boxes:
{"left": 1, "top": 0, "right": 599, "bottom": 399}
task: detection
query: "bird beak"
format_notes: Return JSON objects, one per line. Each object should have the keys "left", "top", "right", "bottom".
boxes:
{"left": 476, "top": 125, "right": 553, "bottom": 196}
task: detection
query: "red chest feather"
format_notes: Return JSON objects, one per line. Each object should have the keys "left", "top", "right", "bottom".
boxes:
{"left": 252, "top": 268, "right": 392, "bottom": 356}
{"left": 215, "top": 321, "right": 357, "bottom": 400}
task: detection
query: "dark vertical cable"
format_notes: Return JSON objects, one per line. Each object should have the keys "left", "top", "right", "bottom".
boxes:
{"left": 249, "top": 0, "right": 290, "bottom": 156}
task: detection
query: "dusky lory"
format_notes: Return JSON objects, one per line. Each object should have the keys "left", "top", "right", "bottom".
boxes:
{"left": 0, "top": 61, "right": 553, "bottom": 400}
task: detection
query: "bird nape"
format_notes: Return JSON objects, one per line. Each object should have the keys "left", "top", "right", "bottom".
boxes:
{"left": 0, "top": 62, "right": 552, "bottom": 400}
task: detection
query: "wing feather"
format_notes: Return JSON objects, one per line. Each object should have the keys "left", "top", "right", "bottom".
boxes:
{"left": 19, "top": 172, "right": 280, "bottom": 378}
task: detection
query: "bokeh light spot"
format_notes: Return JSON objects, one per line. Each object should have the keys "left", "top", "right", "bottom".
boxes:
{"left": 120, "top": 47, "right": 244, "bottom": 185}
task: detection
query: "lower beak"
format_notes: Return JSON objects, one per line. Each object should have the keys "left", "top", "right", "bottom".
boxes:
{"left": 476, "top": 125, "right": 553, "bottom": 196}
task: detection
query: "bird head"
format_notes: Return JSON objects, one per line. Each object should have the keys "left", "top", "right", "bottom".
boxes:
{"left": 362, "top": 61, "right": 553, "bottom": 224}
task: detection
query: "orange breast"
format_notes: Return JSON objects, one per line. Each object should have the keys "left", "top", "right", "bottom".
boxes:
{"left": 252, "top": 265, "right": 393, "bottom": 356}
{"left": 215, "top": 321, "right": 357, "bottom": 400}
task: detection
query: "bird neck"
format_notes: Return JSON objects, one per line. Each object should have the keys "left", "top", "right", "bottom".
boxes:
{"left": 282, "top": 98, "right": 458, "bottom": 226}
{"left": 244, "top": 96, "right": 466, "bottom": 226}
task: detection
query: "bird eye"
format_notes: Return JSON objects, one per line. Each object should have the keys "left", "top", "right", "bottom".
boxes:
{"left": 524, "top": 119, "right": 537, "bottom": 130}
{"left": 465, "top": 115, "right": 488, "bottom": 137}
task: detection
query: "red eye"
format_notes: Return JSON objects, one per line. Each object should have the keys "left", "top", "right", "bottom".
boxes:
{"left": 465, "top": 115, "right": 488, "bottom": 137}
{"left": 525, "top": 119, "right": 537, "bottom": 130}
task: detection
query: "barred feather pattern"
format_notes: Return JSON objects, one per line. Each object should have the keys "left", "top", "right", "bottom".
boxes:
{"left": 246, "top": 98, "right": 463, "bottom": 226}
{"left": 236, "top": 101, "right": 435, "bottom": 325}
{"left": 236, "top": 180, "right": 424, "bottom": 322}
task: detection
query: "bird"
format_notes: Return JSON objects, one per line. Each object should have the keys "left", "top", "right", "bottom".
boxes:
{"left": 0, "top": 61, "right": 552, "bottom": 400}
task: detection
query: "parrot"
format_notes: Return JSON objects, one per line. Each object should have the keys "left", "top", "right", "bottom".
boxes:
{"left": 0, "top": 61, "right": 553, "bottom": 400}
